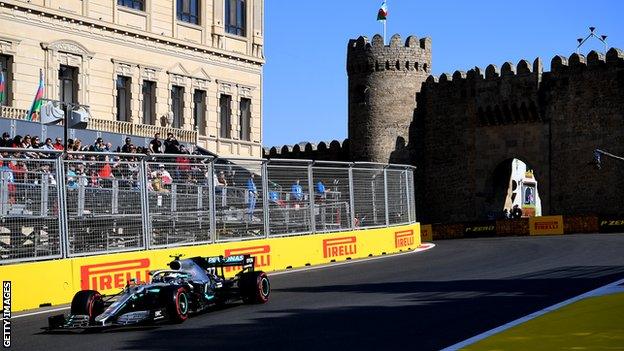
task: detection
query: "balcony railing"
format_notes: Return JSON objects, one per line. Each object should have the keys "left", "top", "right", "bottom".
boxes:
{"left": 0, "top": 106, "right": 198, "bottom": 145}
{"left": 0, "top": 106, "right": 28, "bottom": 120}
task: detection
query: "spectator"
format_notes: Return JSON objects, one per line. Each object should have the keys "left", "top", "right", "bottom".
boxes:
{"left": 149, "top": 133, "right": 163, "bottom": 154}
{"left": 0, "top": 156, "right": 16, "bottom": 203}
{"left": 98, "top": 155, "right": 113, "bottom": 178}
{"left": 11, "top": 135, "right": 22, "bottom": 148}
{"left": 66, "top": 165, "right": 78, "bottom": 190}
{"left": 53, "top": 137, "right": 64, "bottom": 151}
{"left": 291, "top": 179, "right": 304, "bottom": 206}
{"left": 22, "top": 135, "right": 31, "bottom": 148}
{"left": 73, "top": 139, "right": 82, "bottom": 151}
{"left": 164, "top": 133, "right": 180, "bottom": 154}
{"left": 215, "top": 170, "right": 228, "bottom": 207}
{"left": 41, "top": 138, "right": 55, "bottom": 151}
{"left": 121, "top": 137, "right": 133, "bottom": 153}
{"left": 247, "top": 173, "right": 257, "bottom": 221}
{"left": 93, "top": 137, "right": 105, "bottom": 152}
{"left": 32, "top": 136, "right": 41, "bottom": 148}
{"left": 151, "top": 164, "right": 172, "bottom": 185}
{"left": 105, "top": 142, "right": 113, "bottom": 153}
{"left": 35, "top": 164, "right": 57, "bottom": 185}
{"left": 10, "top": 159, "right": 27, "bottom": 183}
{"left": 0, "top": 132, "right": 10, "bottom": 148}
{"left": 316, "top": 180, "right": 327, "bottom": 200}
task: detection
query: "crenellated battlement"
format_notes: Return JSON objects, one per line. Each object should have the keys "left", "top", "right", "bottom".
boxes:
{"left": 347, "top": 34, "right": 432, "bottom": 75}
{"left": 263, "top": 139, "right": 350, "bottom": 162}
{"left": 423, "top": 48, "right": 623, "bottom": 90}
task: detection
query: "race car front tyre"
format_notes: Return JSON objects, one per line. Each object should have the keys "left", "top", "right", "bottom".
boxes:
{"left": 239, "top": 271, "right": 270, "bottom": 304}
{"left": 160, "top": 286, "right": 189, "bottom": 323}
{"left": 70, "top": 290, "right": 104, "bottom": 323}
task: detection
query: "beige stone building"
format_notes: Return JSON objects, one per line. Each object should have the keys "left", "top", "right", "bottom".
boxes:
{"left": 0, "top": 0, "right": 264, "bottom": 157}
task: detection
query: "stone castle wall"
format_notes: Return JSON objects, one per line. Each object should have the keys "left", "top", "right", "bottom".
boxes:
{"left": 267, "top": 33, "right": 624, "bottom": 224}
{"left": 416, "top": 48, "right": 624, "bottom": 223}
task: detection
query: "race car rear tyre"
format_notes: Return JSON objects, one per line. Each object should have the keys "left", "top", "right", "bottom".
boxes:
{"left": 70, "top": 290, "right": 104, "bottom": 323}
{"left": 160, "top": 286, "right": 189, "bottom": 323}
{"left": 239, "top": 271, "right": 270, "bottom": 304}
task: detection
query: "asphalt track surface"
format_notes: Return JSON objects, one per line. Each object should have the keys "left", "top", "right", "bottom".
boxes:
{"left": 9, "top": 233, "right": 624, "bottom": 351}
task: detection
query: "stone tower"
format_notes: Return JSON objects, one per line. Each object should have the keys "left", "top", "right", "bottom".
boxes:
{"left": 347, "top": 34, "right": 431, "bottom": 162}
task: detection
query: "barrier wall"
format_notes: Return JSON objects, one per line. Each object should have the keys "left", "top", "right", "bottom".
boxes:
{"left": 1, "top": 223, "right": 421, "bottom": 312}
{"left": 425, "top": 214, "right": 623, "bottom": 241}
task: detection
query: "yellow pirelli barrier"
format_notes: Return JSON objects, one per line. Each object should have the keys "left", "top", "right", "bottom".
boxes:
{"left": 529, "top": 216, "right": 564, "bottom": 236}
{"left": 0, "top": 223, "right": 421, "bottom": 312}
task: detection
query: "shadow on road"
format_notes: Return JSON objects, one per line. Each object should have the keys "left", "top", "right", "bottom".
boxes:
{"left": 115, "top": 265, "right": 624, "bottom": 351}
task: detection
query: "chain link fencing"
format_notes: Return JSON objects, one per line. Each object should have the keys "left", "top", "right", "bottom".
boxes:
{"left": 0, "top": 148, "right": 416, "bottom": 264}
{"left": 0, "top": 148, "right": 63, "bottom": 263}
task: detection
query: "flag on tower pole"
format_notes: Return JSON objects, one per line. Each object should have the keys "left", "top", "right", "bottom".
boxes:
{"left": 27, "top": 69, "right": 44, "bottom": 121}
{"left": 377, "top": 1, "right": 388, "bottom": 44}
{"left": 0, "top": 71, "right": 5, "bottom": 105}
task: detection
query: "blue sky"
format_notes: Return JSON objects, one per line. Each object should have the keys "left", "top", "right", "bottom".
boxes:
{"left": 262, "top": 0, "right": 623, "bottom": 147}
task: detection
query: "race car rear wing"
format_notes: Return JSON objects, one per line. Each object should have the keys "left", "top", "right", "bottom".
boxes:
{"left": 188, "top": 255, "right": 256, "bottom": 274}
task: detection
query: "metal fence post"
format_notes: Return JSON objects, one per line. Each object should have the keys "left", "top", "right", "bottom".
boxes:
{"left": 55, "top": 156, "right": 69, "bottom": 258}
{"left": 139, "top": 159, "right": 151, "bottom": 250}
{"left": 383, "top": 167, "right": 389, "bottom": 227}
{"left": 308, "top": 162, "right": 316, "bottom": 233}
{"left": 261, "top": 161, "right": 270, "bottom": 238}
{"left": 348, "top": 164, "right": 356, "bottom": 229}
{"left": 404, "top": 169, "right": 412, "bottom": 223}
{"left": 208, "top": 160, "right": 217, "bottom": 244}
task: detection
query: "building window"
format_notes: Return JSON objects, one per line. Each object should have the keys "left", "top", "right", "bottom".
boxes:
{"left": 225, "top": 0, "right": 246, "bottom": 36}
{"left": 239, "top": 98, "right": 251, "bottom": 141}
{"left": 193, "top": 90, "right": 206, "bottom": 135}
{"left": 219, "top": 94, "right": 232, "bottom": 139}
{"left": 59, "top": 65, "right": 78, "bottom": 106}
{"left": 117, "top": 0, "right": 144, "bottom": 11}
{"left": 116, "top": 76, "right": 132, "bottom": 122}
{"left": 0, "top": 55, "right": 11, "bottom": 107}
{"left": 142, "top": 80, "right": 156, "bottom": 125}
{"left": 177, "top": 0, "right": 200, "bottom": 25}
{"left": 171, "top": 86, "right": 184, "bottom": 129}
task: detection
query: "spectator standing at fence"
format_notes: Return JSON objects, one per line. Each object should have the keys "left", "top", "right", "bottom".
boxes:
{"left": 35, "top": 164, "right": 57, "bottom": 185}
{"left": 151, "top": 164, "right": 172, "bottom": 185}
{"left": 247, "top": 173, "right": 257, "bottom": 221}
{"left": 149, "top": 133, "right": 164, "bottom": 154}
{"left": 53, "top": 137, "right": 64, "bottom": 151}
{"left": 164, "top": 133, "right": 180, "bottom": 154}
{"left": 215, "top": 170, "right": 228, "bottom": 207}
{"left": 0, "top": 157, "right": 16, "bottom": 204}
{"left": 291, "top": 180, "right": 304, "bottom": 208}
{"left": 9, "top": 159, "right": 27, "bottom": 183}
{"left": 66, "top": 165, "right": 78, "bottom": 190}
{"left": 316, "top": 180, "right": 327, "bottom": 200}
{"left": 98, "top": 155, "right": 113, "bottom": 178}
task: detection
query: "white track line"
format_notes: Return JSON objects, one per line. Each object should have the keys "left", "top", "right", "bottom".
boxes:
{"left": 12, "top": 243, "right": 436, "bottom": 319}
{"left": 442, "top": 277, "right": 624, "bottom": 351}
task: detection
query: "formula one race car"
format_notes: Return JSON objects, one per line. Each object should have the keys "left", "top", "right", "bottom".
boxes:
{"left": 47, "top": 254, "right": 270, "bottom": 330}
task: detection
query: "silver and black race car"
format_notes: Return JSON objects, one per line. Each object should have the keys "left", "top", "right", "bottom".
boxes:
{"left": 47, "top": 254, "right": 270, "bottom": 330}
